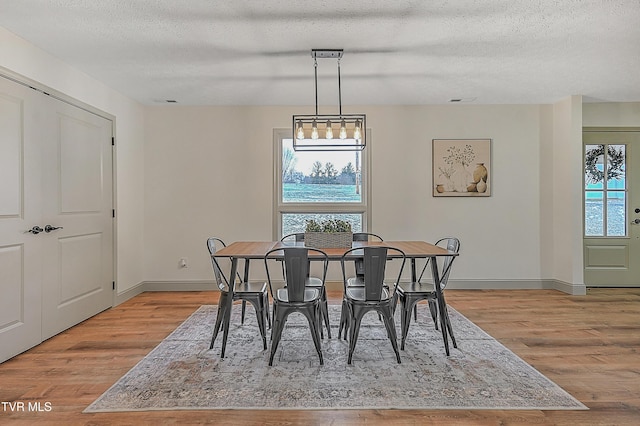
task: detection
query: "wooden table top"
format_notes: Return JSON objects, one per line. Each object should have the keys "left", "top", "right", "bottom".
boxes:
{"left": 214, "top": 240, "right": 455, "bottom": 259}
{"left": 214, "top": 241, "right": 278, "bottom": 258}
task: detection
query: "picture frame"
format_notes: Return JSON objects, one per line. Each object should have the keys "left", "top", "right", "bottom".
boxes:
{"left": 432, "top": 139, "right": 491, "bottom": 197}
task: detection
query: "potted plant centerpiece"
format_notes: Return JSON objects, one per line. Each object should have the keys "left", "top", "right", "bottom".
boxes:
{"left": 304, "top": 219, "right": 353, "bottom": 248}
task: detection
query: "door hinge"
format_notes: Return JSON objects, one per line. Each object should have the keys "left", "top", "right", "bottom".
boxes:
{"left": 112, "top": 137, "right": 115, "bottom": 146}
{"left": 112, "top": 281, "right": 116, "bottom": 290}
{"left": 112, "top": 209, "right": 115, "bottom": 218}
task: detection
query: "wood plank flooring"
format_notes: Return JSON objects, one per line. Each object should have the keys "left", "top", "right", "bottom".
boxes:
{"left": 0, "top": 288, "right": 639, "bottom": 425}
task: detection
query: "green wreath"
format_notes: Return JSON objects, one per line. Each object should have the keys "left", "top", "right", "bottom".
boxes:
{"left": 585, "top": 145, "right": 625, "bottom": 184}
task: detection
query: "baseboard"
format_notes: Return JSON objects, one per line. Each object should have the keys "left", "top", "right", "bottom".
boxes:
{"left": 114, "top": 282, "right": 145, "bottom": 306}
{"left": 544, "top": 279, "right": 587, "bottom": 295}
{"left": 447, "top": 279, "right": 586, "bottom": 295}
{"left": 289, "top": 279, "right": 587, "bottom": 294}
{"left": 448, "top": 279, "right": 586, "bottom": 295}
{"left": 143, "top": 280, "right": 217, "bottom": 292}
{"left": 113, "top": 278, "right": 587, "bottom": 307}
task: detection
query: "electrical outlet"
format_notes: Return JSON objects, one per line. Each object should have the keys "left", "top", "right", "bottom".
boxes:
{"left": 179, "top": 258, "right": 188, "bottom": 268}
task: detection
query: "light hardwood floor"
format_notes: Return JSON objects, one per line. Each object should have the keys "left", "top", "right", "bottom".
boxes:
{"left": 0, "top": 288, "right": 639, "bottom": 425}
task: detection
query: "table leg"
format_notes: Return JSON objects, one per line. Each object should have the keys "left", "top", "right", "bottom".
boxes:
{"left": 411, "top": 258, "right": 418, "bottom": 321}
{"left": 410, "top": 258, "right": 417, "bottom": 283}
{"left": 430, "top": 257, "right": 450, "bottom": 356}
{"left": 240, "top": 260, "right": 250, "bottom": 324}
{"left": 220, "top": 257, "right": 238, "bottom": 358}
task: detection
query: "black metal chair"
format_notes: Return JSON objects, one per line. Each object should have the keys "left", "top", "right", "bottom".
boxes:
{"left": 264, "top": 246, "right": 329, "bottom": 366}
{"left": 280, "top": 233, "right": 331, "bottom": 339}
{"left": 340, "top": 246, "right": 406, "bottom": 364}
{"left": 338, "top": 232, "right": 384, "bottom": 339}
{"left": 207, "top": 237, "right": 269, "bottom": 358}
{"left": 397, "top": 237, "right": 460, "bottom": 351}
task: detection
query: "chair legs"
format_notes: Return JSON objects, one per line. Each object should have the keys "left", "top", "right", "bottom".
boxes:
{"left": 428, "top": 298, "right": 438, "bottom": 330}
{"left": 437, "top": 294, "right": 457, "bottom": 349}
{"left": 399, "top": 295, "right": 419, "bottom": 350}
{"left": 347, "top": 304, "right": 401, "bottom": 364}
{"left": 210, "top": 293, "right": 268, "bottom": 358}
{"left": 399, "top": 292, "right": 457, "bottom": 353}
{"left": 338, "top": 298, "right": 349, "bottom": 340}
{"left": 317, "top": 288, "right": 331, "bottom": 339}
{"left": 210, "top": 292, "right": 229, "bottom": 352}
{"left": 268, "top": 303, "right": 324, "bottom": 366}
{"left": 339, "top": 293, "right": 383, "bottom": 341}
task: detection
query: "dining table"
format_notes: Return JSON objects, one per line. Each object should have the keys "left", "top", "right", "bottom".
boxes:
{"left": 212, "top": 240, "right": 459, "bottom": 355}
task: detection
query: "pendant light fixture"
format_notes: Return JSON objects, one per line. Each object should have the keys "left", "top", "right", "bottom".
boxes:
{"left": 292, "top": 49, "right": 366, "bottom": 151}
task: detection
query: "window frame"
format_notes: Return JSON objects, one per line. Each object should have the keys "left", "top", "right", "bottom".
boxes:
{"left": 272, "top": 128, "right": 372, "bottom": 239}
{"left": 583, "top": 142, "right": 627, "bottom": 238}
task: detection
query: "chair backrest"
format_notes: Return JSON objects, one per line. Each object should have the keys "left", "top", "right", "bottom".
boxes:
{"left": 352, "top": 232, "right": 383, "bottom": 242}
{"left": 264, "top": 247, "right": 328, "bottom": 302}
{"left": 435, "top": 237, "right": 460, "bottom": 290}
{"left": 352, "top": 232, "right": 384, "bottom": 276}
{"left": 341, "top": 246, "right": 406, "bottom": 301}
{"left": 206, "top": 237, "right": 229, "bottom": 291}
{"left": 280, "top": 233, "right": 305, "bottom": 243}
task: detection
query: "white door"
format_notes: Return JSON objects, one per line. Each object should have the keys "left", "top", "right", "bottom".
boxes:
{"left": 583, "top": 129, "right": 640, "bottom": 287}
{"left": 40, "top": 94, "right": 114, "bottom": 339}
{"left": 0, "top": 77, "right": 44, "bottom": 362}
{"left": 0, "top": 75, "right": 113, "bottom": 361}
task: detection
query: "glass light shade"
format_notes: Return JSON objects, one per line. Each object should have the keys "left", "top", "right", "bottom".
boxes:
{"left": 296, "top": 120, "right": 304, "bottom": 139}
{"left": 292, "top": 114, "right": 365, "bottom": 151}
{"left": 325, "top": 120, "right": 333, "bottom": 139}
{"left": 353, "top": 119, "right": 362, "bottom": 141}
{"left": 339, "top": 119, "right": 347, "bottom": 139}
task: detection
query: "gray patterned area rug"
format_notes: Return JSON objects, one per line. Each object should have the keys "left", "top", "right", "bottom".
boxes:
{"left": 85, "top": 304, "right": 586, "bottom": 412}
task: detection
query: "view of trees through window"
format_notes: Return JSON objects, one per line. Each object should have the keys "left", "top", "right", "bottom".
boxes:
{"left": 584, "top": 144, "right": 626, "bottom": 237}
{"left": 278, "top": 137, "right": 366, "bottom": 237}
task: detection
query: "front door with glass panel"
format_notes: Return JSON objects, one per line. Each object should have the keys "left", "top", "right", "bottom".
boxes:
{"left": 583, "top": 129, "right": 640, "bottom": 287}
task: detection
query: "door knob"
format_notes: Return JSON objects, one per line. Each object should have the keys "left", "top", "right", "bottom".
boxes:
{"left": 26, "top": 226, "right": 44, "bottom": 234}
{"left": 632, "top": 219, "right": 640, "bottom": 225}
{"left": 44, "top": 225, "right": 63, "bottom": 233}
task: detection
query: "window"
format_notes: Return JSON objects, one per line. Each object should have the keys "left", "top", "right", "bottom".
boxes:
{"left": 274, "top": 129, "right": 370, "bottom": 238}
{"left": 584, "top": 144, "right": 626, "bottom": 237}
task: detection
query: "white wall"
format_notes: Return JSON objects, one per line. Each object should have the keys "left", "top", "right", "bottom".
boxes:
{"left": 0, "top": 27, "right": 146, "bottom": 295}
{"left": 583, "top": 102, "right": 640, "bottom": 127}
{"left": 539, "top": 104, "right": 555, "bottom": 280}
{"left": 144, "top": 104, "right": 548, "bottom": 287}
{"left": 3, "top": 24, "right": 605, "bottom": 295}
{"left": 550, "top": 96, "right": 584, "bottom": 291}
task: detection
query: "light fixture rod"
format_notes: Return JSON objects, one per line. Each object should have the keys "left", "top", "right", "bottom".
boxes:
{"left": 293, "top": 49, "right": 365, "bottom": 151}
{"left": 314, "top": 58, "right": 318, "bottom": 116}
{"left": 338, "top": 58, "right": 343, "bottom": 116}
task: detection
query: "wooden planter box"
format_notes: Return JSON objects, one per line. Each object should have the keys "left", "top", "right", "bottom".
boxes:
{"left": 304, "top": 232, "right": 353, "bottom": 248}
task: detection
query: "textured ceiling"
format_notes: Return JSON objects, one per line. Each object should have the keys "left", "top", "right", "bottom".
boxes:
{"left": 0, "top": 1, "right": 639, "bottom": 106}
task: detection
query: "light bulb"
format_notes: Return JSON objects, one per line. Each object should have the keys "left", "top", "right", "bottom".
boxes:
{"left": 325, "top": 120, "right": 333, "bottom": 139}
{"left": 353, "top": 119, "right": 362, "bottom": 140}
{"left": 296, "top": 120, "right": 304, "bottom": 139}
{"left": 311, "top": 120, "right": 319, "bottom": 140}
{"left": 339, "top": 119, "right": 347, "bottom": 139}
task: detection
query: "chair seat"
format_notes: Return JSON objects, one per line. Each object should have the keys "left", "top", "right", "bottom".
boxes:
{"left": 345, "top": 286, "right": 391, "bottom": 302}
{"left": 276, "top": 287, "right": 321, "bottom": 303}
{"left": 346, "top": 276, "right": 365, "bottom": 287}
{"left": 305, "top": 276, "right": 323, "bottom": 287}
{"left": 233, "top": 280, "right": 267, "bottom": 294}
{"left": 396, "top": 281, "right": 434, "bottom": 295}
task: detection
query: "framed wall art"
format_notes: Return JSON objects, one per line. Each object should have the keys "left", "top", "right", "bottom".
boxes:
{"left": 433, "top": 138, "right": 491, "bottom": 197}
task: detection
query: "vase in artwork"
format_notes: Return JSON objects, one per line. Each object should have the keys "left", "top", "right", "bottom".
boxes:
{"left": 476, "top": 179, "right": 487, "bottom": 193}
{"left": 473, "top": 163, "right": 488, "bottom": 183}
{"left": 451, "top": 164, "right": 472, "bottom": 192}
